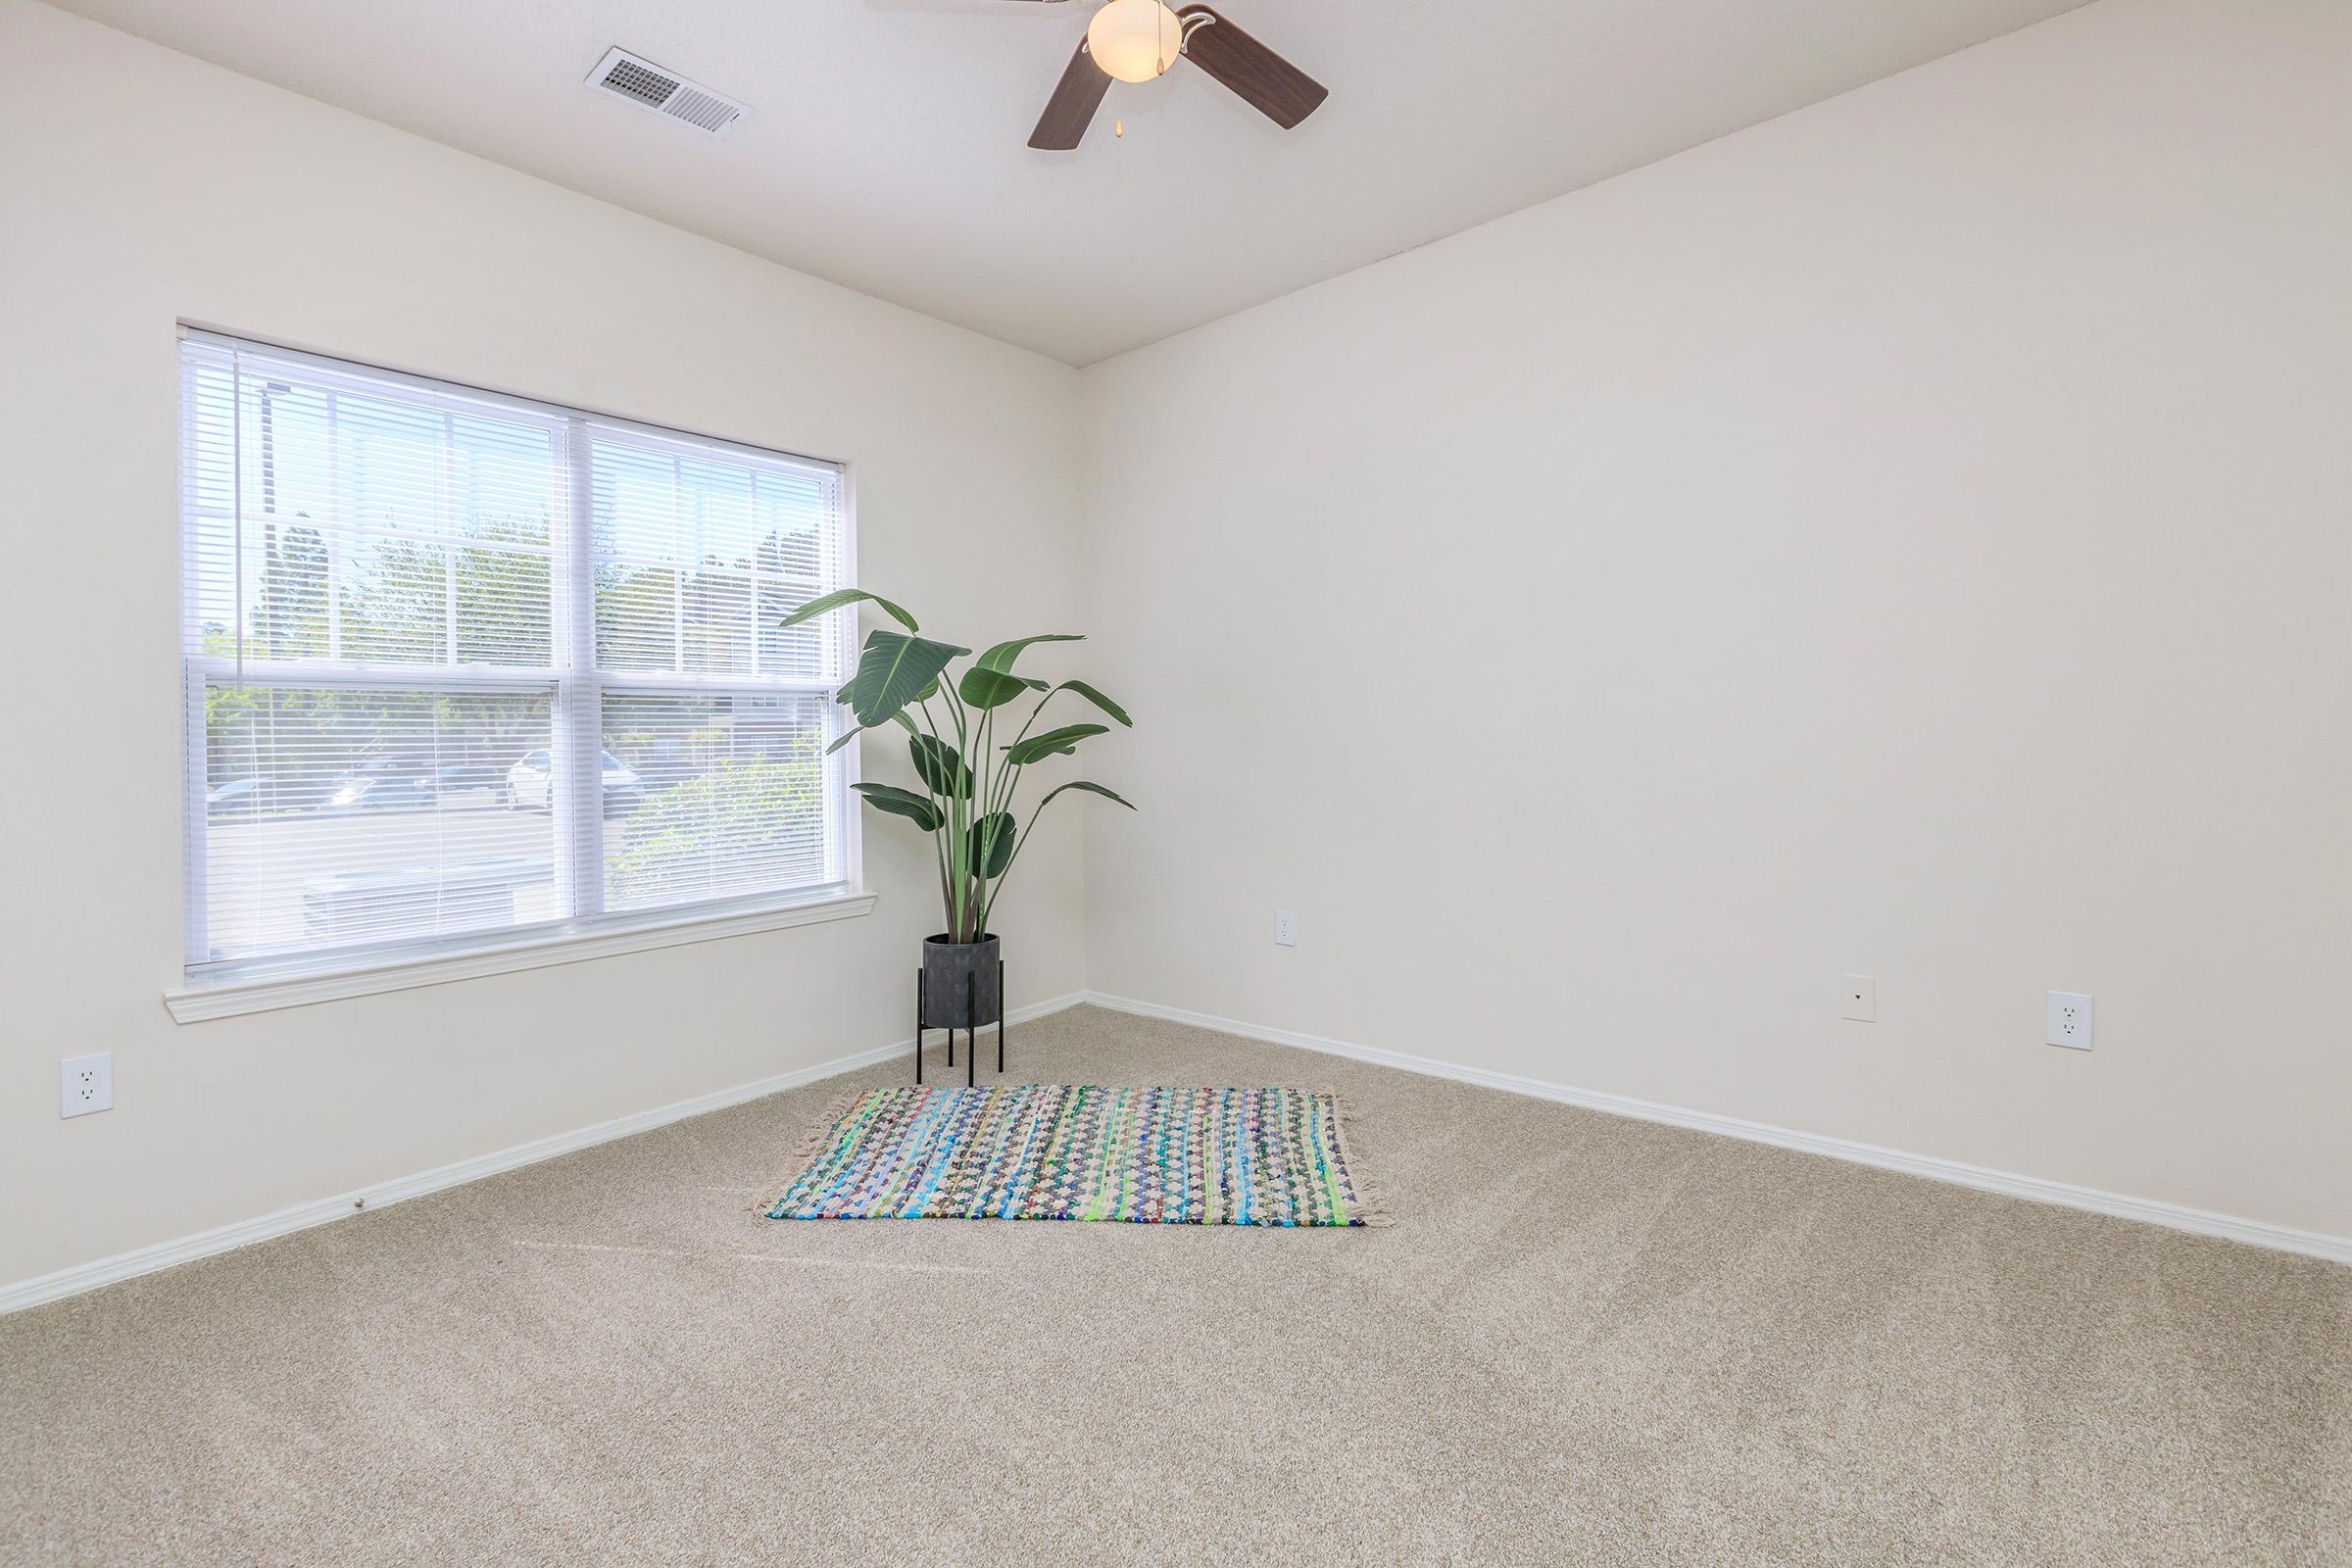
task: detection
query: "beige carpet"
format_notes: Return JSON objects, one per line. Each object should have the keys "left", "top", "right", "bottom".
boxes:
{"left": 3, "top": 1005, "right": 2345, "bottom": 1567}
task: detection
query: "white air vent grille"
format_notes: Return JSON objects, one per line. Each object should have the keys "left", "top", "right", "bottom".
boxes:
{"left": 586, "top": 48, "right": 748, "bottom": 137}
{"left": 662, "top": 86, "right": 740, "bottom": 134}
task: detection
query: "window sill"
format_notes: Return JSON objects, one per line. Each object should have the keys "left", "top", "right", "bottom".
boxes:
{"left": 164, "top": 889, "right": 877, "bottom": 1023}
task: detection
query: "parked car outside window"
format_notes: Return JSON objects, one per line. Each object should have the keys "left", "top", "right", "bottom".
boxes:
{"left": 504, "top": 750, "right": 644, "bottom": 818}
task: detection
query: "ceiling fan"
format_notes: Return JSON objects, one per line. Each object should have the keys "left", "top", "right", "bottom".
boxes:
{"left": 1022, "top": 0, "right": 1327, "bottom": 151}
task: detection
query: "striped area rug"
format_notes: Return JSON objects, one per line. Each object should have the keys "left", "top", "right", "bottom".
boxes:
{"left": 763, "top": 1085, "right": 1384, "bottom": 1226}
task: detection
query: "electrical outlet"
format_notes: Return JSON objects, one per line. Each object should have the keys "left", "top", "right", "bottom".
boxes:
{"left": 61, "top": 1053, "right": 113, "bottom": 1118}
{"left": 2046, "top": 991, "right": 2094, "bottom": 1051}
{"left": 1840, "top": 975, "right": 1876, "bottom": 1022}
{"left": 1273, "top": 908, "right": 1297, "bottom": 947}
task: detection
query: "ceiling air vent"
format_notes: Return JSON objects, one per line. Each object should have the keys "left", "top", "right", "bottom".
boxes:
{"left": 585, "top": 48, "right": 748, "bottom": 137}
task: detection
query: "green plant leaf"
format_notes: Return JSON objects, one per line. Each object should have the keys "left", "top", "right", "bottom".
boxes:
{"left": 837, "top": 630, "right": 969, "bottom": 726}
{"left": 1035, "top": 779, "right": 1135, "bottom": 812}
{"left": 825, "top": 706, "right": 922, "bottom": 756}
{"left": 956, "top": 666, "right": 1035, "bottom": 710}
{"left": 908, "top": 734, "right": 973, "bottom": 798}
{"left": 852, "top": 782, "right": 940, "bottom": 832}
{"left": 1004, "top": 722, "right": 1108, "bottom": 765}
{"left": 975, "top": 633, "right": 1083, "bottom": 674}
{"left": 972, "top": 810, "right": 1017, "bottom": 877}
{"left": 775, "top": 589, "right": 917, "bottom": 634}
{"left": 1050, "top": 679, "right": 1131, "bottom": 727}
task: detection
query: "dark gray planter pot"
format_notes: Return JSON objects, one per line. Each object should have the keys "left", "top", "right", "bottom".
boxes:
{"left": 921, "top": 934, "right": 1002, "bottom": 1030}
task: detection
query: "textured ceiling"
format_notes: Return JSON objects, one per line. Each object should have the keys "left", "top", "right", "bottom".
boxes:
{"left": 51, "top": 0, "right": 2087, "bottom": 364}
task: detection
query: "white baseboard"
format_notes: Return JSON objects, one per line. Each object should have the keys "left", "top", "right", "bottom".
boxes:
{"left": 0, "top": 992, "right": 1086, "bottom": 1316}
{"left": 1080, "top": 992, "right": 2352, "bottom": 1267}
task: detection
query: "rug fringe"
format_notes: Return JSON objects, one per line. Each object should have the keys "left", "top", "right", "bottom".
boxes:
{"left": 749, "top": 1086, "right": 871, "bottom": 1217}
{"left": 1329, "top": 1093, "right": 1395, "bottom": 1228}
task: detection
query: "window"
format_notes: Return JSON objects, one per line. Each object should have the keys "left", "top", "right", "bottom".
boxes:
{"left": 176, "top": 331, "right": 858, "bottom": 989}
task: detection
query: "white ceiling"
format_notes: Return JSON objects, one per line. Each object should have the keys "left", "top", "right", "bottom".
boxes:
{"left": 54, "top": 0, "right": 2085, "bottom": 365}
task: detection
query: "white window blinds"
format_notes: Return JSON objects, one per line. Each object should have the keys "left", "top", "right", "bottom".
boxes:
{"left": 178, "top": 331, "right": 856, "bottom": 976}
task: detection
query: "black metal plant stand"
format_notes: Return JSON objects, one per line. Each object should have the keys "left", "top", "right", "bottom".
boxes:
{"left": 915, "top": 960, "right": 1005, "bottom": 1087}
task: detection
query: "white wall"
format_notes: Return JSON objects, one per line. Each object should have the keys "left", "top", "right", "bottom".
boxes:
{"left": 0, "top": 0, "right": 1086, "bottom": 1286}
{"left": 1078, "top": 0, "right": 2352, "bottom": 1240}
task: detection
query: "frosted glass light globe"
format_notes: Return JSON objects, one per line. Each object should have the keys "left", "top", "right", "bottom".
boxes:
{"left": 1087, "top": 0, "right": 1185, "bottom": 84}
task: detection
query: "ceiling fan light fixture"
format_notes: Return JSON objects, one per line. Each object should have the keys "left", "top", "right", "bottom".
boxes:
{"left": 1086, "top": 0, "right": 1186, "bottom": 83}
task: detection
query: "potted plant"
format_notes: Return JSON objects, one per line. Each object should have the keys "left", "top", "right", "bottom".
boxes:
{"left": 777, "top": 590, "right": 1134, "bottom": 1051}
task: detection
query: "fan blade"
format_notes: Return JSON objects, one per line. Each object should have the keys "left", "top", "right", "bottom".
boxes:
{"left": 1177, "top": 6, "right": 1326, "bottom": 129}
{"left": 1029, "top": 39, "right": 1111, "bottom": 149}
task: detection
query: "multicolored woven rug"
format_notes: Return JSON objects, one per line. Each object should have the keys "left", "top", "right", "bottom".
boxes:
{"left": 762, "top": 1085, "right": 1383, "bottom": 1226}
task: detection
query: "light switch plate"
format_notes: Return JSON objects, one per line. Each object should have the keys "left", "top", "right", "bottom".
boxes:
{"left": 62, "top": 1052, "right": 113, "bottom": 1117}
{"left": 1840, "top": 975, "right": 1876, "bottom": 1022}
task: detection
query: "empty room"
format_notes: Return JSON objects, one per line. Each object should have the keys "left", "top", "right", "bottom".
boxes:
{"left": 2, "top": 0, "right": 2346, "bottom": 1562}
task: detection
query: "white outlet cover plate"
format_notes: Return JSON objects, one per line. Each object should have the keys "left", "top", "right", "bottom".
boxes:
{"left": 1840, "top": 974, "right": 1876, "bottom": 1022}
{"left": 62, "top": 1052, "right": 113, "bottom": 1117}
{"left": 2046, "top": 991, "right": 2094, "bottom": 1050}
{"left": 1274, "top": 908, "right": 1297, "bottom": 947}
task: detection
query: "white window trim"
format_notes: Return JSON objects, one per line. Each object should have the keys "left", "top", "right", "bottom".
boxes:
{"left": 172, "top": 328, "right": 866, "bottom": 1013}
{"left": 164, "top": 887, "right": 876, "bottom": 1022}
